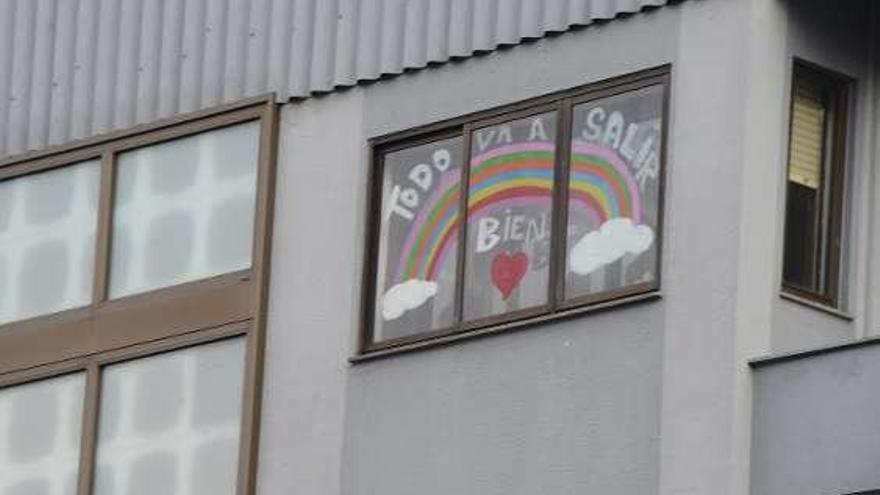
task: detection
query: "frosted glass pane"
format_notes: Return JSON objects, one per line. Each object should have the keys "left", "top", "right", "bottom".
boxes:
{"left": 0, "top": 162, "right": 100, "bottom": 325}
{"left": 463, "top": 112, "right": 557, "bottom": 321}
{"left": 109, "top": 121, "right": 260, "bottom": 298}
{"left": 565, "top": 86, "right": 663, "bottom": 300}
{"left": 94, "top": 338, "right": 246, "bottom": 495}
{"left": 0, "top": 373, "right": 86, "bottom": 495}
{"left": 372, "top": 137, "right": 464, "bottom": 342}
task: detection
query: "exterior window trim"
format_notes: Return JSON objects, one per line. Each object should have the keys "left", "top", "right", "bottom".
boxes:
{"left": 781, "top": 59, "right": 852, "bottom": 309}
{"left": 359, "top": 66, "right": 671, "bottom": 356}
{"left": 0, "top": 94, "right": 278, "bottom": 495}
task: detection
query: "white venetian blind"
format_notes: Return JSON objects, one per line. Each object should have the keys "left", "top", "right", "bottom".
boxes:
{"left": 788, "top": 84, "right": 826, "bottom": 189}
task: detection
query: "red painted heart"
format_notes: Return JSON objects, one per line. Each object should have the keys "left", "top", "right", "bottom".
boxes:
{"left": 491, "top": 251, "right": 529, "bottom": 300}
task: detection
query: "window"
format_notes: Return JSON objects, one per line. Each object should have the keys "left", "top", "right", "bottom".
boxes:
{"left": 362, "top": 67, "right": 669, "bottom": 352}
{"left": 93, "top": 338, "right": 246, "bottom": 495}
{"left": 0, "top": 97, "right": 276, "bottom": 495}
{"left": 0, "top": 161, "right": 100, "bottom": 325}
{"left": 782, "top": 61, "right": 851, "bottom": 307}
{"left": 110, "top": 122, "right": 260, "bottom": 298}
{"left": 0, "top": 373, "right": 85, "bottom": 494}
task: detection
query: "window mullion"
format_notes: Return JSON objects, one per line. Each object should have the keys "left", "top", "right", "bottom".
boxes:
{"left": 91, "top": 150, "right": 116, "bottom": 305}
{"left": 550, "top": 99, "right": 573, "bottom": 308}
{"left": 76, "top": 362, "right": 101, "bottom": 495}
{"left": 453, "top": 125, "right": 474, "bottom": 330}
{"left": 235, "top": 101, "right": 276, "bottom": 495}
{"left": 814, "top": 87, "right": 831, "bottom": 293}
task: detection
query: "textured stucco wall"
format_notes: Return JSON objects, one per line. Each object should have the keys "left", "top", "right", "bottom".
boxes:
{"left": 261, "top": 10, "right": 680, "bottom": 493}
{"left": 258, "top": 89, "right": 365, "bottom": 495}
{"left": 751, "top": 342, "right": 880, "bottom": 495}
{"left": 749, "top": 4, "right": 880, "bottom": 493}
{"left": 257, "top": 0, "right": 857, "bottom": 493}
{"left": 767, "top": 0, "right": 874, "bottom": 353}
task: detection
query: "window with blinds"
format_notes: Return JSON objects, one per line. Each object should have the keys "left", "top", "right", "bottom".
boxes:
{"left": 782, "top": 61, "right": 850, "bottom": 306}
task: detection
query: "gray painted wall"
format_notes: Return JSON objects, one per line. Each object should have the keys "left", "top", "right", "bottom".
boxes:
{"left": 259, "top": 0, "right": 878, "bottom": 494}
{"left": 748, "top": 5, "right": 880, "bottom": 494}
{"left": 346, "top": 11, "right": 680, "bottom": 493}
{"left": 769, "top": 0, "right": 874, "bottom": 354}
{"left": 259, "top": 90, "right": 365, "bottom": 495}
{"left": 733, "top": 2, "right": 875, "bottom": 490}
{"left": 0, "top": 0, "right": 873, "bottom": 493}
{"left": 342, "top": 308, "right": 663, "bottom": 494}
{"left": 259, "top": 2, "right": 764, "bottom": 494}
{"left": 751, "top": 343, "right": 880, "bottom": 495}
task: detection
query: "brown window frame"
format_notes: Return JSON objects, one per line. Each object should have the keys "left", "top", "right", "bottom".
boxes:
{"left": 781, "top": 60, "right": 852, "bottom": 308}
{"left": 359, "top": 66, "right": 671, "bottom": 357}
{"left": 0, "top": 95, "right": 278, "bottom": 495}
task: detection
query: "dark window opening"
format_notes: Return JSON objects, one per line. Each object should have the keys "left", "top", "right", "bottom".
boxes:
{"left": 782, "top": 60, "right": 851, "bottom": 307}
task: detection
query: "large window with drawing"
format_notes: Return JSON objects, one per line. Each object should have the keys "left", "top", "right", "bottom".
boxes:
{"left": 362, "top": 67, "right": 669, "bottom": 352}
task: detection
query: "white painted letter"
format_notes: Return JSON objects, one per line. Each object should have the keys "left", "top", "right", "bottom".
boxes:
{"left": 496, "top": 125, "right": 513, "bottom": 145}
{"left": 385, "top": 185, "right": 414, "bottom": 221}
{"left": 620, "top": 123, "right": 640, "bottom": 161}
{"left": 399, "top": 187, "right": 419, "bottom": 209}
{"left": 528, "top": 117, "right": 549, "bottom": 141}
{"left": 433, "top": 148, "right": 452, "bottom": 172}
{"left": 633, "top": 137, "right": 654, "bottom": 171}
{"left": 526, "top": 215, "right": 548, "bottom": 242}
{"left": 582, "top": 107, "right": 606, "bottom": 141}
{"left": 603, "top": 111, "right": 625, "bottom": 149}
{"left": 409, "top": 163, "right": 433, "bottom": 191}
{"left": 476, "top": 217, "right": 502, "bottom": 253}
{"left": 635, "top": 151, "right": 659, "bottom": 190}
{"left": 509, "top": 215, "right": 526, "bottom": 241}
{"left": 476, "top": 129, "right": 496, "bottom": 152}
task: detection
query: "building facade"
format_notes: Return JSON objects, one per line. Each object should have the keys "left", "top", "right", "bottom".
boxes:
{"left": 0, "top": 1, "right": 878, "bottom": 494}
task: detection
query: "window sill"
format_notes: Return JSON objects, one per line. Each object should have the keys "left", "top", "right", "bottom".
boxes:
{"left": 350, "top": 290, "right": 662, "bottom": 364}
{"left": 779, "top": 290, "right": 853, "bottom": 321}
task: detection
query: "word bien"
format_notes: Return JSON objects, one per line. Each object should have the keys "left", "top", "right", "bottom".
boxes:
{"left": 475, "top": 211, "right": 549, "bottom": 254}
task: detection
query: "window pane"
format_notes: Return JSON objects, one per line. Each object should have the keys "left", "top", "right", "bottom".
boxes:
{"left": 373, "top": 137, "right": 464, "bottom": 342}
{"left": 94, "top": 338, "right": 246, "bottom": 495}
{"left": 0, "top": 161, "right": 101, "bottom": 325}
{"left": 109, "top": 121, "right": 260, "bottom": 298}
{"left": 565, "top": 86, "right": 663, "bottom": 299}
{"left": 463, "top": 111, "right": 557, "bottom": 321}
{"left": 783, "top": 81, "right": 827, "bottom": 291}
{"left": 0, "top": 373, "right": 86, "bottom": 495}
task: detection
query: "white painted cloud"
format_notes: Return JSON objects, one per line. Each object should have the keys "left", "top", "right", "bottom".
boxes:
{"left": 569, "top": 218, "right": 654, "bottom": 276}
{"left": 381, "top": 279, "right": 438, "bottom": 321}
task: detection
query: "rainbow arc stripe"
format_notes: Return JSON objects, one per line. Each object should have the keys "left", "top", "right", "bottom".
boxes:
{"left": 393, "top": 140, "right": 642, "bottom": 281}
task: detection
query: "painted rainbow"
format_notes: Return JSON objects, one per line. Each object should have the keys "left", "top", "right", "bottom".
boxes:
{"left": 393, "top": 140, "right": 642, "bottom": 282}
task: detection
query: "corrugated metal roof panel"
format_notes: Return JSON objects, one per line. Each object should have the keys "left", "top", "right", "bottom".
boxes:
{"left": 0, "top": 0, "right": 673, "bottom": 157}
